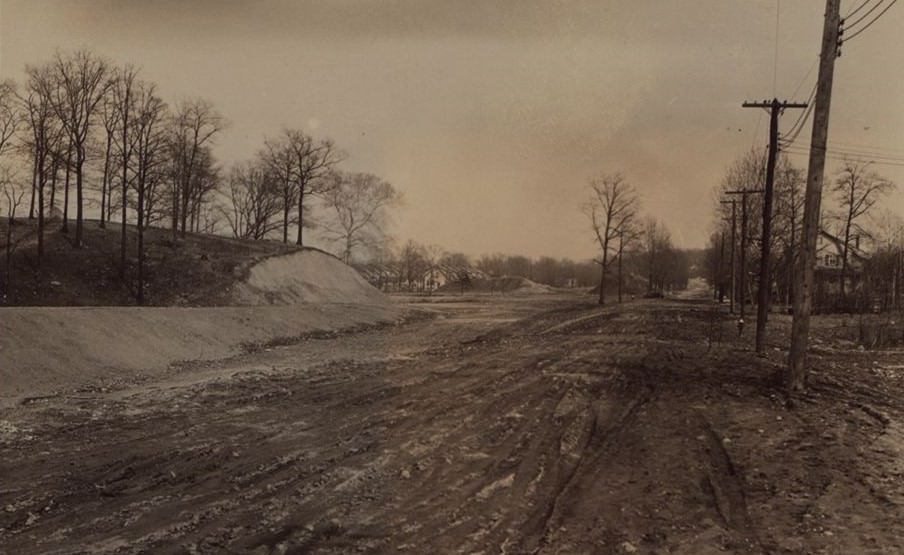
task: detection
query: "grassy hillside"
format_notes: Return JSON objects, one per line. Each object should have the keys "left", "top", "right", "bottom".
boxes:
{"left": 0, "top": 217, "right": 301, "bottom": 306}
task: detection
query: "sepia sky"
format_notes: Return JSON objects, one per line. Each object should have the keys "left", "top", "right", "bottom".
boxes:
{"left": 2, "top": 0, "right": 904, "bottom": 260}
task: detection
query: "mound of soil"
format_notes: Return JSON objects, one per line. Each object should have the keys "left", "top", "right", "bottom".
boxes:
{"left": 0, "top": 219, "right": 299, "bottom": 307}
{"left": 440, "top": 275, "right": 554, "bottom": 294}
{"left": 0, "top": 219, "right": 388, "bottom": 308}
{"left": 232, "top": 250, "right": 388, "bottom": 306}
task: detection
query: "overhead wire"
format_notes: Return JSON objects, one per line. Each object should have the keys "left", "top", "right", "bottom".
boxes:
{"left": 773, "top": 0, "right": 781, "bottom": 96}
{"left": 783, "top": 141, "right": 904, "bottom": 167}
{"left": 783, "top": 148, "right": 904, "bottom": 167}
{"left": 779, "top": 81, "right": 818, "bottom": 147}
{"left": 788, "top": 56, "right": 818, "bottom": 99}
{"left": 788, "top": 142, "right": 904, "bottom": 162}
{"left": 823, "top": 139, "right": 904, "bottom": 154}
{"left": 845, "top": 0, "right": 874, "bottom": 18}
{"left": 844, "top": 0, "right": 886, "bottom": 29}
{"left": 843, "top": 0, "right": 898, "bottom": 41}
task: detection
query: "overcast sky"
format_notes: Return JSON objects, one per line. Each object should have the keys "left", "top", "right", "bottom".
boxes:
{"left": 2, "top": 0, "right": 904, "bottom": 260}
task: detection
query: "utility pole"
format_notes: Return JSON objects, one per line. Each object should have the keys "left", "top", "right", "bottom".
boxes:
{"left": 743, "top": 99, "right": 808, "bottom": 354}
{"left": 726, "top": 188, "right": 763, "bottom": 324}
{"left": 718, "top": 230, "right": 725, "bottom": 302}
{"left": 789, "top": 0, "right": 842, "bottom": 393}
{"left": 720, "top": 199, "right": 738, "bottom": 314}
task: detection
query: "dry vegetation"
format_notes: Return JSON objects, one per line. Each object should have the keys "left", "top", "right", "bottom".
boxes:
{"left": 0, "top": 218, "right": 299, "bottom": 306}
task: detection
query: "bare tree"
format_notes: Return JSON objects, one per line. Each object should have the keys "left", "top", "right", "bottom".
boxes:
{"left": 222, "top": 160, "right": 282, "bottom": 240}
{"left": 19, "top": 67, "right": 64, "bottom": 260}
{"left": 2, "top": 172, "right": 28, "bottom": 299}
{"left": 112, "top": 65, "right": 139, "bottom": 277}
{"left": 44, "top": 49, "right": 112, "bottom": 247}
{"left": 186, "top": 146, "right": 220, "bottom": 233}
{"left": 584, "top": 172, "right": 639, "bottom": 305}
{"left": 169, "top": 98, "right": 226, "bottom": 239}
{"left": 283, "top": 129, "right": 342, "bottom": 246}
{"left": 0, "top": 80, "right": 18, "bottom": 161}
{"left": 322, "top": 171, "right": 401, "bottom": 263}
{"left": 616, "top": 221, "right": 641, "bottom": 303}
{"left": 131, "top": 81, "right": 168, "bottom": 305}
{"left": 398, "top": 240, "right": 428, "bottom": 291}
{"left": 641, "top": 216, "right": 673, "bottom": 294}
{"left": 259, "top": 132, "right": 299, "bottom": 243}
{"left": 773, "top": 160, "right": 806, "bottom": 305}
{"left": 831, "top": 159, "right": 895, "bottom": 298}
{"left": 98, "top": 86, "right": 120, "bottom": 229}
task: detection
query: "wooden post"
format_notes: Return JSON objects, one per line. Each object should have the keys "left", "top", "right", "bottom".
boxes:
{"left": 789, "top": 0, "right": 842, "bottom": 393}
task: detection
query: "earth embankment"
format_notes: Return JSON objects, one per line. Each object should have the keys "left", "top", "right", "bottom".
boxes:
{"left": 1, "top": 245, "right": 397, "bottom": 401}
{"left": 0, "top": 303, "right": 400, "bottom": 402}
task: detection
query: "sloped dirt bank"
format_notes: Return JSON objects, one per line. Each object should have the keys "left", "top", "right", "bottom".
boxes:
{"left": 0, "top": 302, "right": 401, "bottom": 401}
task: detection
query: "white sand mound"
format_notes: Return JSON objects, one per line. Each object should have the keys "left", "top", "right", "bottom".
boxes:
{"left": 232, "top": 249, "right": 387, "bottom": 306}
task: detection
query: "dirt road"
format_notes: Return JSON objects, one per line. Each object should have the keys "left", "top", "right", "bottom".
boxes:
{"left": 2, "top": 295, "right": 904, "bottom": 554}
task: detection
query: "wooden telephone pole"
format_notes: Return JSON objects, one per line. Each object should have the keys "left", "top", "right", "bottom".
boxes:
{"left": 789, "top": 0, "right": 842, "bottom": 393}
{"left": 743, "top": 99, "right": 808, "bottom": 354}
{"left": 725, "top": 189, "right": 763, "bottom": 322}
{"left": 720, "top": 199, "right": 737, "bottom": 314}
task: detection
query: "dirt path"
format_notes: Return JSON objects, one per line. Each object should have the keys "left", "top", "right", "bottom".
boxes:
{"left": 2, "top": 295, "right": 904, "bottom": 554}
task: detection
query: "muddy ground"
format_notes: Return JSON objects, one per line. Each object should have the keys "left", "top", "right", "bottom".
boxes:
{"left": 2, "top": 294, "right": 904, "bottom": 554}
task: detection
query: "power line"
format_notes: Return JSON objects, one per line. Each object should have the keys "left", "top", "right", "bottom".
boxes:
{"left": 789, "top": 56, "right": 819, "bottom": 99}
{"left": 773, "top": 0, "right": 781, "bottom": 96}
{"left": 783, "top": 146, "right": 904, "bottom": 167}
{"left": 824, "top": 138, "right": 904, "bottom": 154}
{"left": 789, "top": 140, "right": 904, "bottom": 160}
{"left": 843, "top": 0, "right": 898, "bottom": 41}
{"left": 845, "top": 0, "right": 874, "bottom": 18}
{"left": 779, "top": 81, "right": 818, "bottom": 146}
{"left": 750, "top": 111, "right": 764, "bottom": 150}
{"left": 845, "top": 0, "right": 885, "bottom": 28}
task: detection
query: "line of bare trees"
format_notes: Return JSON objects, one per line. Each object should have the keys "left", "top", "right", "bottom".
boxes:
{"left": 221, "top": 129, "right": 401, "bottom": 262}
{"left": 0, "top": 50, "right": 229, "bottom": 303}
{"left": 0, "top": 48, "right": 404, "bottom": 303}
{"left": 706, "top": 148, "right": 898, "bottom": 314}
{"left": 583, "top": 172, "right": 688, "bottom": 305}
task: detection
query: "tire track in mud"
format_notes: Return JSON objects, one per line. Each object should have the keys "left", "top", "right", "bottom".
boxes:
{"left": 693, "top": 410, "right": 763, "bottom": 550}
{"left": 528, "top": 384, "right": 654, "bottom": 553}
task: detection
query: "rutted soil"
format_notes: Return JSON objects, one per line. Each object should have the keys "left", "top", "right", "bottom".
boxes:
{"left": 2, "top": 296, "right": 904, "bottom": 554}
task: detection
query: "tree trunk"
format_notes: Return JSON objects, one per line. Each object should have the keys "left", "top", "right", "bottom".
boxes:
{"left": 171, "top": 181, "right": 179, "bottom": 241}
{"left": 100, "top": 131, "right": 112, "bottom": 229}
{"left": 840, "top": 224, "right": 851, "bottom": 301}
{"left": 75, "top": 154, "right": 85, "bottom": 248}
{"left": 50, "top": 160, "right": 58, "bottom": 215}
{"left": 137, "top": 176, "right": 146, "bottom": 306}
{"left": 61, "top": 144, "right": 72, "bottom": 234}
{"left": 29, "top": 155, "right": 38, "bottom": 220}
{"left": 296, "top": 184, "right": 305, "bottom": 246}
{"left": 37, "top": 158, "right": 45, "bottom": 261}
{"left": 617, "top": 236, "right": 624, "bottom": 303}
{"left": 598, "top": 248, "right": 609, "bottom": 306}
{"left": 283, "top": 183, "right": 290, "bottom": 244}
{"left": 121, "top": 165, "right": 128, "bottom": 279}
{"left": 4, "top": 222, "right": 10, "bottom": 297}
{"left": 180, "top": 180, "right": 189, "bottom": 238}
